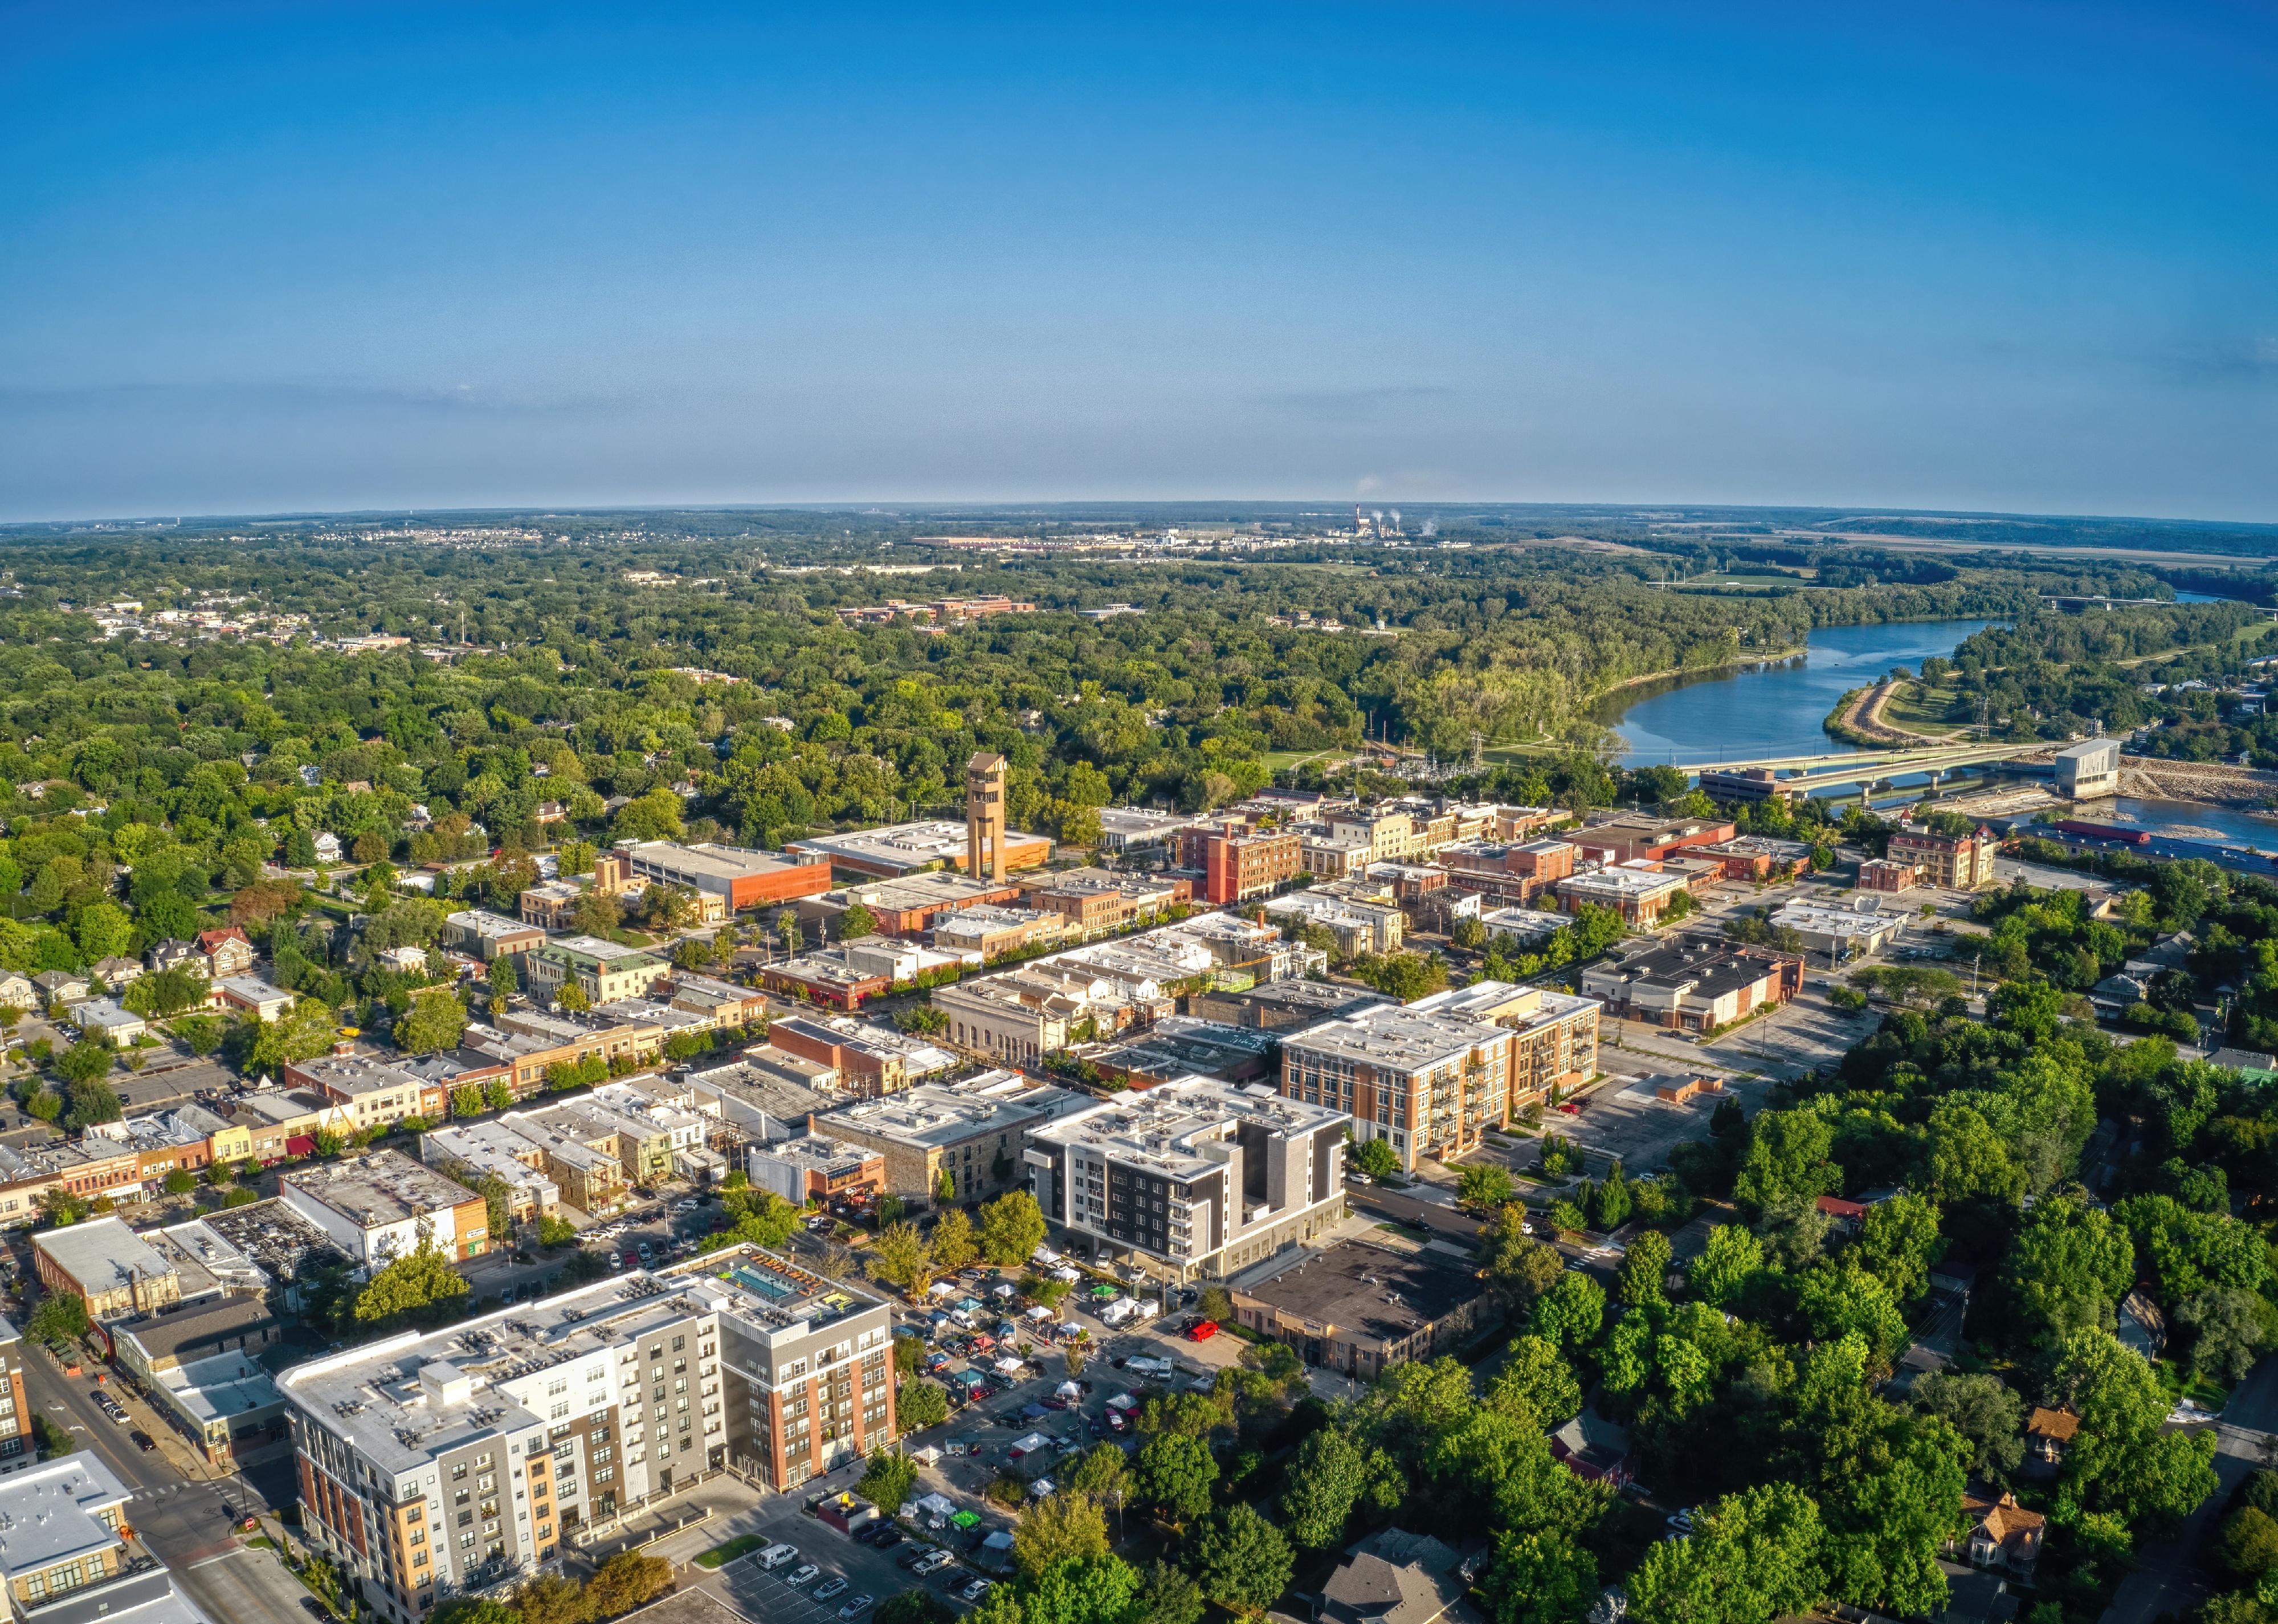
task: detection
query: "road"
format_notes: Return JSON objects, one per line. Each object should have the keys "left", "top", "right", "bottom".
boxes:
{"left": 22, "top": 1352, "right": 308, "bottom": 1624}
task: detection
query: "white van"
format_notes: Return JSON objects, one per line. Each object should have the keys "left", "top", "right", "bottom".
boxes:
{"left": 758, "top": 1544, "right": 801, "bottom": 1570}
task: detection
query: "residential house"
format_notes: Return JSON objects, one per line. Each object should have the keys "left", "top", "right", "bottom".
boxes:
{"left": 1313, "top": 1528, "right": 1481, "bottom": 1624}
{"left": 195, "top": 928, "right": 255, "bottom": 980}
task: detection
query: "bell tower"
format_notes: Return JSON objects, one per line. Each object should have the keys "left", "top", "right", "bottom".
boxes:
{"left": 966, "top": 752, "right": 1008, "bottom": 880}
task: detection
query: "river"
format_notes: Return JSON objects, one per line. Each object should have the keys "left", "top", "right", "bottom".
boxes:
{"left": 1599, "top": 614, "right": 2278, "bottom": 852}
{"left": 1603, "top": 619, "right": 1994, "bottom": 765}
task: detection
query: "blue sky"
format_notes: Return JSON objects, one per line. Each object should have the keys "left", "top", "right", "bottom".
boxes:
{"left": 2, "top": 1, "right": 2273, "bottom": 520}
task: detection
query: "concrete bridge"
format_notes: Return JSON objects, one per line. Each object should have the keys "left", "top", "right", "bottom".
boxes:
{"left": 1675, "top": 740, "right": 2052, "bottom": 801}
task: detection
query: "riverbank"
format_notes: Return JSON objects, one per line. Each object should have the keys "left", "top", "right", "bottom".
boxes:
{"left": 1591, "top": 645, "right": 1806, "bottom": 699}
{"left": 1824, "top": 680, "right": 1951, "bottom": 748}
{"left": 2117, "top": 756, "right": 2278, "bottom": 811}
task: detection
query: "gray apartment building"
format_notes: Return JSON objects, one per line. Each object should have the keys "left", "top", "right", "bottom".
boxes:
{"left": 280, "top": 1246, "right": 895, "bottom": 1623}
{"left": 1024, "top": 1078, "right": 1349, "bottom": 1283}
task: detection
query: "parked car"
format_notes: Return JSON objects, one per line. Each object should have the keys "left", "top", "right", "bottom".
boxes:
{"left": 1183, "top": 1321, "right": 1218, "bottom": 1343}
{"left": 786, "top": 1566, "right": 820, "bottom": 1588}
{"left": 757, "top": 1544, "right": 800, "bottom": 1570}
{"left": 872, "top": 1528, "right": 903, "bottom": 1550}
{"left": 958, "top": 1580, "right": 994, "bottom": 1603}
{"left": 814, "top": 1577, "right": 850, "bottom": 1602}
{"left": 130, "top": 1430, "right": 156, "bottom": 1452}
{"left": 839, "top": 1597, "right": 873, "bottom": 1619}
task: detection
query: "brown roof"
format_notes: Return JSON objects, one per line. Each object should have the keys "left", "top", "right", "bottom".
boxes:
{"left": 2026, "top": 1406, "right": 2080, "bottom": 1442}
{"left": 1963, "top": 1491, "right": 2046, "bottom": 1543}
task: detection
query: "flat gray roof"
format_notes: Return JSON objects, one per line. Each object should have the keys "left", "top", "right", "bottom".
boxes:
{"left": 34, "top": 1216, "right": 173, "bottom": 1300}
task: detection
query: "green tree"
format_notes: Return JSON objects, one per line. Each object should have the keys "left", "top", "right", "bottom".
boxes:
{"left": 1853, "top": 1192, "right": 1945, "bottom": 1302}
{"left": 840, "top": 902, "right": 878, "bottom": 940}
{"left": 1909, "top": 1372, "right": 2026, "bottom": 1482}
{"left": 585, "top": 1550, "right": 672, "bottom": 1617}
{"left": 1796, "top": 1262, "right": 1909, "bottom": 1368}
{"left": 1351, "top": 1137, "right": 1402, "bottom": 1180}
{"left": 2006, "top": 1196, "right": 2134, "bottom": 1347}
{"left": 1478, "top": 1206, "right": 1563, "bottom": 1307}
{"left": 26, "top": 1292, "right": 88, "bottom": 1349}
{"left": 1529, "top": 1271, "right": 1605, "bottom": 1353}
{"left": 897, "top": 1380, "right": 949, "bottom": 1433}
{"left": 978, "top": 1190, "right": 1046, "bottom": 1265}
{"left": 1486, "top": 1335, "right": 1584, "bottom": 1427}
{"left": 1133, "top": 1431, "right": 1217, "bottom": 1521}
{"left": 1457, "top": 1164, "right": 1514, "bottom": 1211}
{"left": 1481, "top": 1530, "right": 1599, "bottom": 1624}
{"left": 2054, "top": 1328, "right": 2218, "bottom": 1529}
{"left": 162, "top": 1168, "right": 196, "bottom": 1197}
{"left": 869, "top": 1220, "right": 931, "bottom": 1290}
{"left": 1280, "top": 1426, "right": 1372, "bottom": 1549}
{"left": 353, "top": 1241, "right": 473, "bottom": 1325}
{"left": 1733, "top": 1107, "right": 1840, "bottom": 1214}
{"left": 1689, "top": 1223, "right": 1765, "bottom": 1308}
{"left": 514, "top": 1574, "right": 594, "bottom": 1624}
{"left": 2178, "top": 1287, "right": 2273, "bottom": 1385}
{"left": 858, "top": 1450, "right": 919, "bottom": 1513}
{"left": 1627, "top": 1483, "right": 1826, "bottom": 1624}
{"left": 55, "top": 1039, "right": 114, "bottom": 1086}
{"left": 1189, "top": 1503, "right": 1293, "bottom": 1616}
{"left": 1012, "top": 1492, "right": 1109, "bottom": 1578}
{"left": 1618, "top": 1229, "right": 1673, "bottom": 1307}
{"left": 930, "top": 1207, "right": 976, "bottom": 1270}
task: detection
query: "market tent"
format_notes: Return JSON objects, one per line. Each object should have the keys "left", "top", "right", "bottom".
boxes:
{"left": 1024, "top": 1305, "right": 1054, "bottom": 1321}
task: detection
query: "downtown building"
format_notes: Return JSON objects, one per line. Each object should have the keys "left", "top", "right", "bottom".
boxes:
{"left": 1024, "top": 1077, "right": 1349, "bottom": 1283}
{"left": 280, "top": 1247, "right": 895, "bottom": 1623}
{"left": 1277, "top": 1005, "right": 1516, "bottom": 1172}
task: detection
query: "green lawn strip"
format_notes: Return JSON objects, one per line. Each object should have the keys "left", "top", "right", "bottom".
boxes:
{"left": 696, "top": 1534, "right": 767, "bottom": 1569}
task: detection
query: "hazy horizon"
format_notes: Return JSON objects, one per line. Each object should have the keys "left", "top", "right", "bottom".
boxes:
{"left": 5, "top": 2, "right": 2273, "bottom": 523}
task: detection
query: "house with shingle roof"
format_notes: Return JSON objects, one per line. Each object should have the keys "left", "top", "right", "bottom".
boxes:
{"left": 1313, "top": 1529, "right": 1481, "bottom": 1624}
{"left": 1953, "top": 1490, "right": 2045, "bottom": 1577}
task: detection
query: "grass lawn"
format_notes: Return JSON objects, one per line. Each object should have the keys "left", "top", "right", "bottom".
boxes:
{"left": 695, "top": 1535, "right": 766, "bottom": 1569}
{"left": 1883, "top": 682, "right": 1972, "bottom": 736}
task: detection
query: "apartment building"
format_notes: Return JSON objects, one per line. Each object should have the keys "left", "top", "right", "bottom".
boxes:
{"left": 0, "top": 1318, "right": 27, "bottom": 1473}
{"left": 1299, "top": 835, "right": 1372, "bottom": 879}
{"left": 1407, "top": 981, "right": 1602, "bottom": 1114}
{"left": 1260, "top": 892, "right": 1404, "bottom": 958}
{"left": 507, "top": 1098, "right": 675, "bottom": 1192}
{"left": 287, "top": 1051, "right": 443, "bottom": 1133}
{"left": 280, "top": 1249, "right": 896, "bottom": 1622}
{"left": 1554, "top": 865, "right": 1690, "bottom": 927}
{"left": 745, "top": 1136, "right": 885, "bottom": 1206}
{"left": 1017, "top": 868, "right": 1185, "bottom": 935}
{"left": 419, "top": 1122, "right": 561, "bottom": 1220}
{"left": 519, "top": 880, "right": 585, "bottom": 930}
{"left": 619, "top": 841, "right": 832, "bottom": 912}
{"left": 1025, "top": 1078, "right": 1349, "bottom": 1282}
{"left": 787, "top": 820, "right": 1051, "bottom": 880}
{"left": 1888, "top": 822, "right": 1998, "bottom": 889}
{"left": 1326, "top": 809, "right": 1416, "bottom": 863}
{"left": 0, "top": 1458, "right": 159, "bottom": 1621}
{"left": 442, "top": 911, "right": 545, "bottom": 962}
{"left": 1094, "top": 808, "right": 1201, "bottom": 854}
{"left": 765, "top": 1015, "right": 956, "bottom": 1097}
{"left": 928, "top": 904, "right": 1071, "bottom": 962}
{"left": 804, "top": 872, "right": 1024, "bottom": 940}
{"left": 280, "top": 1152, "right": 492, "bottom": 1268}
{"left": 34, "top": 1218, "right": 185, "bottom": 1319}
{"left": 1579, "top": 937, "right": 1803, "bottom": 1033}
{"left": 1279, "top": 1006, "right": 1516, "bottom": 1171}
{"left": 817, "top": 1072, "right": 1086, "bottom": 1202}
{"left": 526, "top": 944, "right": 669, "bottom": 1006}
{"left": 1689, "top": 837, "right": 1815, "bottom": 883}
{"left": 1175, "top": 818, "right": 1300, "bottom": 905}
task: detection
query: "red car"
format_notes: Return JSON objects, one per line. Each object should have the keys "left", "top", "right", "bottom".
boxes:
{"left": 1184, "top": 1320, "right": 1218, "bottom": 1343}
